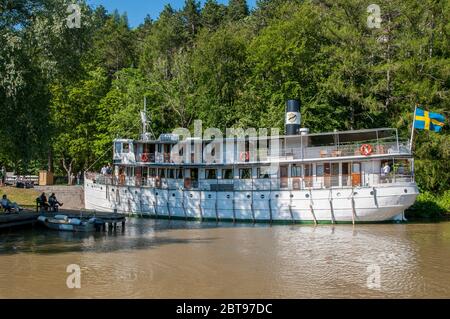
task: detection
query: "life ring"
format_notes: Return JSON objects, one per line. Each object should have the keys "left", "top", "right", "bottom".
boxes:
{"left": 141, "top": 153, "right": 149, "bottom": 162}
{"left": 240, "top": 151, "right": 250, "bottom": 162}
{"left": 360, "top": 144, "right": 373, "bottom": 156}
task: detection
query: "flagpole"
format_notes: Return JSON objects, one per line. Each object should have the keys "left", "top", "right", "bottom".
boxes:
{"left": 409, "top": 104, "right": 418, "bottom": 153}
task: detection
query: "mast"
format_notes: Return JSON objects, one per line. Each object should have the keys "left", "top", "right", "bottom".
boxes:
{"left": 140, "top": 97, "right": 151, "bottom": 141}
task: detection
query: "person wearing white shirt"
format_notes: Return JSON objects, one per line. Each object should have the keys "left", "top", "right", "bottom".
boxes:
{"left": 381, "top": 163, "right": 391, "bottom": 182}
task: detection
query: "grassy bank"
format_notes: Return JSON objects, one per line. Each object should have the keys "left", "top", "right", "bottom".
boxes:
{"left": 1, "top": 186, "right": 40, "bottom": 208}
{"left": 406, "top": 191, "right": 450, "bottom": 219}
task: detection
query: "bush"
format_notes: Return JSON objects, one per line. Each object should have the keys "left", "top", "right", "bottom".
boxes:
{"left": 406, "top": 191, "right": 450, "bottom": 218}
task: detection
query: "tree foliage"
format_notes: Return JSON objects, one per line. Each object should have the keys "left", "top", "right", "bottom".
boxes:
{"left": 0, "top": 0, "right": 448, "bottom": 192}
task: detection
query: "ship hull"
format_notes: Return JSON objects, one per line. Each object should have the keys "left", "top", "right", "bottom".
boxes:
{"left": 84, "top": 180, "right": 418, "bottom": 223}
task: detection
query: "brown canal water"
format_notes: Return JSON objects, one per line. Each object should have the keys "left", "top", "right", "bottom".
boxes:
{"left": 0, "top": 219, "right": 449, "bottom": 298}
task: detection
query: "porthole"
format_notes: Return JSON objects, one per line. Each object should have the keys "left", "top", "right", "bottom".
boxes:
{"left": 305, "top": 194, "right": 310, "bottom": 198}
{"left": 290, "top": 194, "right": 294, "bottom": 198}
{"left": 112, "top": 189, "right": 114, "bottom": 192}
{"left": 155, "top": 192, "right": 158, "bottom": 196}
{"left": 226, "top": 194, "right": 231, "bottom": 199}
{"left": 208, "top": 194, "right": 212, "bottom": 199}
{"left": 275, "top": 194, "right": 279, "bottom": 198}
{"left": 135, "top": 191, "right": 138, "bottom": 194}
{"left": 261, "top": 195, "right": 265, "bottom": 199}
{"left": 336, "top": 192, "right": 341, "bottom": 197}
{"left": 100, "top": 187, "right": 102, "bottom": 190}
{"left": 370, "top": 191, "right": 374, "bottom": 196}
{"left": 190, "top": 194, "right": 193, "bottom": 198}
{"left": 247, "top": 194, "right": 251, "bottom": 199}
{"left": 404, "top": 189, "right": 408, "bottom": 193}
{"left": 354, "top": 192, "right": 358, "bottom": 195}
{"left": 172, "top": 193, "right": 175, "bottom": 197}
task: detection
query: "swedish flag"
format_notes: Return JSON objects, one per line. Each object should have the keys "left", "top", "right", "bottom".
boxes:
{"left": 414, "top": 107, "right": 446, "bottom": 132}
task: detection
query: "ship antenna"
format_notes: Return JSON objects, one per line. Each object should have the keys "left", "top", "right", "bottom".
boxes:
{"left": 141, "top": 96, "right": 155, "bottom": 140}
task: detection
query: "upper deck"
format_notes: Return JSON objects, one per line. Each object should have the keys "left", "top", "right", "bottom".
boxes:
{"left": 112, "top": 128, "right": 411, "bottom": 166}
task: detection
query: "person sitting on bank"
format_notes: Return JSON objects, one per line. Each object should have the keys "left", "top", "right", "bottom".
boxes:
{"left": 37, "top": 192, "right": 50, "bottom": 211}
{"left": 1, "top": 195, "right": 23, "bottom": 213}
{"left": 48, "top": 193, "right": 63, "bottom": 212}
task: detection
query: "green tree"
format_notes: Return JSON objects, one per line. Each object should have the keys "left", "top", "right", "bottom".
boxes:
{"left": 227, "top": 0, "right": 249, "bottom": 22}
{"left": 201, "top": 0, "right": 227, "bottom": 31}
{"left": 182, "top": 0, "right": 201, "bottom": 41}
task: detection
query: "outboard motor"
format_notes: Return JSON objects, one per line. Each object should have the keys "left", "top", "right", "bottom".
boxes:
{"left": 285, "top": 99, "right": 301, "bottom": 135}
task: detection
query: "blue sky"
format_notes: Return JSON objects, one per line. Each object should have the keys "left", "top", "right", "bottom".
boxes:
{"left": 87, "top": 0, "right": 257, "bottom": 28}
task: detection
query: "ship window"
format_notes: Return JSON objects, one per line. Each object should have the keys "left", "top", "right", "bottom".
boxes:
{"left": 114, "top": 142, "right": 121, "bottom": 154}
{"left": 316, "top": 164, "right": 324, "bottom": 177}
{"left": 190, "top": 168, "right": 198, "bottom": 181}
{"left": 257, "top": 167, "right": 270, "bottom": 179}
{"left": 280, "top": 166, "right": 288, "bottom": 178}
{"left": 122, "top": 143, "right": 130, "bottom": 153}
{"left": 239, "top": 168, "right": 252, "bottom": 179}
{"left": 304, "top": 164, "right": 312, "bottom": 177}
{"left": 206, "top": 169, "right": 217, "bottom": 180}
{"left": 158, "top": 168, "right": 165, "bottom": 178}
{"left": 168, "top": 169, "right": 175, "bottom": 179}
{"left": 222, "top": 169, "right": 233, "bottom": 180}
{"left": 291, "top": 165, "right": 302, "bottom": 177}
{"left": 177, "top": 169, "right": 184, "bottom": 179}
{"left": 149, "top": 168, "right": 156, "bottom": 177}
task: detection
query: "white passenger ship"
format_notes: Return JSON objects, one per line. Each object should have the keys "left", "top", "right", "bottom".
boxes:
{"left": 84, "top": 100, "right": 418, "bottom": 223}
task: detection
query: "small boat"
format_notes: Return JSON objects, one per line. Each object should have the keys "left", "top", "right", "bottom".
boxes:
{"left": 37, "top": 215, "right": 100, "bottom": 232}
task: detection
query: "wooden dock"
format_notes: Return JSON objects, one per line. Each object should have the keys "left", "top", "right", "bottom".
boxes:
{"left": 0, "top": 209, "right": 126, "bottom": 232}
{"left": 0, "top": 212, "right": 40, "bottom": 229}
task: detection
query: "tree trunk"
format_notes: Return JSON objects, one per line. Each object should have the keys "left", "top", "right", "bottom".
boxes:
{"left": 62, "top": 158, "right": 74, "bottom": 185}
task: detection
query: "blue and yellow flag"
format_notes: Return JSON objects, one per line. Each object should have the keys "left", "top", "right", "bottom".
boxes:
{"left": 414, "top": 107, "right": 446, "bottom": 132}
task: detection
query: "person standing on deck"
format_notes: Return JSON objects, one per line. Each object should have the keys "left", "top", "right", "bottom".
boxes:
{"left": 381, "top": 162, "right": 391, "bottom": 182}
{"left": 106, "top": 163, "right": 112, "bottom": 175}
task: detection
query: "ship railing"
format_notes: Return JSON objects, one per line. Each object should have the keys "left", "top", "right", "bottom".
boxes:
{"left": 85, "top": 172, "right": 414, "bottom": 190}
{"left": 239, "top": 140, "right": 410, "bottom": 163}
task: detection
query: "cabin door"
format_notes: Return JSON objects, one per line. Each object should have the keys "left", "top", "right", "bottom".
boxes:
{"left": 351, "top": 162, "right": 361, "bottom": 187}
{"left": 331, "top": 163, "right": 339, "bottom": 187}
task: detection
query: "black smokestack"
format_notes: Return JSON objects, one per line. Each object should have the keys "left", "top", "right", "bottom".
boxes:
{"left": 285, "top": 99, "right": 301, "bottom": 135}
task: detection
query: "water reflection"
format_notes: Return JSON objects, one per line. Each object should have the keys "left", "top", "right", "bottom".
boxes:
{"left": 0, "top": 219, "right": 449, "bottom": 298}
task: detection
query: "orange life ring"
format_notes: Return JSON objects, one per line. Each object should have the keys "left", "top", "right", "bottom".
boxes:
{"left": 240, "top": 151, "right": 250, "bottom": 162}
{"left": 141, "top": 153, "right": 149, "bottom": 162}
{"left": 360, "top": 144, "right": 373, "bottom": 156}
